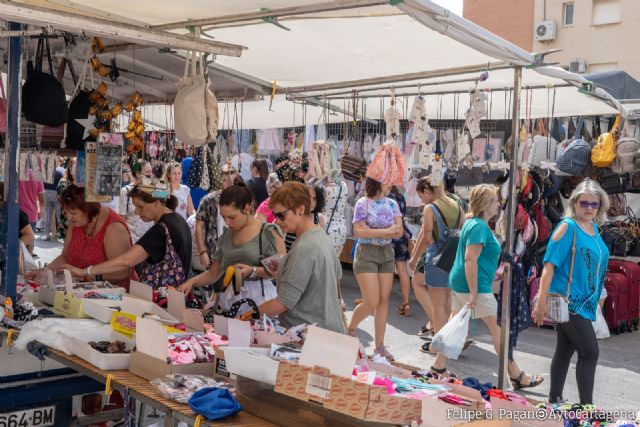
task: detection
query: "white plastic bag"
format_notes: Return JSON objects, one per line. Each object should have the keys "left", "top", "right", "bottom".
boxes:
{"left": 431, "top": 305, "right": 471, "bottom": 360}
{"left": 19, "top": 240, "right": 38, "bottom": 274}
{"left": 174, "top": 51, "right": 218, "bottom": 146}
{"left": 593, "top": 304, "right": 610, "bottom": 339}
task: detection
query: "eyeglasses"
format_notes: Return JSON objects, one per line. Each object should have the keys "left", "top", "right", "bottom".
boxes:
{"left": 578, "top": 201, "right": 600, "bottom": 210}
{"left": 273, "top": 209, "right": 290, "bottom": 221}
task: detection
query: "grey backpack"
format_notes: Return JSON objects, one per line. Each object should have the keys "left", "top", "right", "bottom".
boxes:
{"left": 612, "top": 131, "right": 640, "bottom": 174}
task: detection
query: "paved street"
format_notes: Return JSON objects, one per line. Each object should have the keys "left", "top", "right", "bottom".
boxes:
{"left": 31, "top": 237, "right": 640, "bottom": 411}
{"left": 339, "top": 268, "right": 640, "bottom": 411}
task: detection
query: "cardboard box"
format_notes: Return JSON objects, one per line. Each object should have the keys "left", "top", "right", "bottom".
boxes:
{"left": 61, "top": 329, "right": 134, "bottom": 370}
{"left": 274, "top": 326, "right": 424, "bottom": 425}
{"left": 213, "top": 347, "right": 232, "bottom": 380}
{"left": 83, "top": 299, "right": 122, "bottom": 323}
{"left": 128, "top": 317, "right": 215, "bottom": 381}
{"left": 167, "top": 289, "right": 205, "bottom": 332}
{"left": 224, "top": 346, "right": 280, "bottom": 386}
{"left": 53, "top": 289, "right": 124, "bottom": 318}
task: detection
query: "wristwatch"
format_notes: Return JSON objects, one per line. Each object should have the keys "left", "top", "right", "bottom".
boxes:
{"left": 248, "top": 266, "right": 257, "bottom": 280}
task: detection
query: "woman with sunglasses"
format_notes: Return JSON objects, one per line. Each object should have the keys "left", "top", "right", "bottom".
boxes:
{"left": 533, "top": 179, "right": 610, "bottom": 405}
{"left": 258, "top": 182, "right": 344, "bottom": 333}
{"left": 178, "top": 182, "right": 286, "bottom": 309}
{"left": 63, "top": 179, "right": 192, "bottom": 296}
{"left": 47, "top": 185, "right": 137, "bottom": 289}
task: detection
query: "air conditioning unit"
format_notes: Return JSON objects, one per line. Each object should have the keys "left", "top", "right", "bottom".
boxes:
{"left": 535, "top": 20, "right": 557, "bottom": 42}
{"left": 569, "top": 59, "right": 587, "bottom": 73}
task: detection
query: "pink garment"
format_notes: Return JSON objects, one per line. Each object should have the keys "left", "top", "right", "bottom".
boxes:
{"left": 256, "top": 198, "right": 276, "bottom": 223}
{"left": 19, "top": 170, "right": 45, "bottom": 223}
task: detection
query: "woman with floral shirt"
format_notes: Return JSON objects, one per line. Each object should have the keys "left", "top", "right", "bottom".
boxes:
{"left": 347, "top": 178, "right": 403, "bottom": 362}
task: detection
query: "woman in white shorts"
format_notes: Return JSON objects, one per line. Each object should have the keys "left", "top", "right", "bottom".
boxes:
{"left": 430, "top": 184, "right": 543, "bottom": 390}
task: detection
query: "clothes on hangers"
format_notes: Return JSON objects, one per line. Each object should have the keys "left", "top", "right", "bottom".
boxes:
{"left": 316, "top": 123, "right": 327, "bottom": 141}
{"left": 304, "top": 124, "right": 316, "bottom": 153}
{"left": 385, "top": 105, "right": 402, "bottom": 138}
{"left": 322, "top": 180, "right": 348, "bottom": 256}
{"left": 256, "top": 129, "right": 283, "bottom": 154}
{"left": 232, "top": 153, "right": 255, "bottom": 182}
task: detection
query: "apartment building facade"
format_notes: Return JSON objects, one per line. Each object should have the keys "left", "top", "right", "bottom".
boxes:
{"left": 464, "top": 0, "right": 640, "bottom": 80}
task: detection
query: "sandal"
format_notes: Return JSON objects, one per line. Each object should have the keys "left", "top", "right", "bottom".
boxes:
{"left": 430, "top": 365, "right": 456, "bottom": 378}
{"left": 397, "top": 303, "right": 412, "bottom": 316}
{"left": 419, "top": 341, "right": 438, "bottom": 354}
{"left": 417, "top": 324, "right": 434, "bottom": 337}
{"left": 510, "top": 371, "right": 544, "bottom": 390}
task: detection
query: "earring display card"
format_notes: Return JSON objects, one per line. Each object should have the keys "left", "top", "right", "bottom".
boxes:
{"left": 95, "top": 133, "right": 123, "bottom": 197}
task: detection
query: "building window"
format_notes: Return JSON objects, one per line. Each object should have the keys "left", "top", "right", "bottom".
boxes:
{"left": 563, "top": 2, "right": 574, "bottom": 26}
{"left": 592, "top": 0, "right": 621, "bottom": 26}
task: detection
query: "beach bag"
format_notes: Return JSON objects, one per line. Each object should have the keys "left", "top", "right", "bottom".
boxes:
{"left": 21, "top": 37, "right": 68, "bottom": 127}
{"left": 591, "top": 115, "right": 619, "bottom": 167}
{"left": 431, "top": 305, "right": 471, "bottom": 360}
{"left": 556, "top": 117, "right": 591, "bottom": 176}
{"left": 174, "top": 51, "right": 218, "bottom": 146}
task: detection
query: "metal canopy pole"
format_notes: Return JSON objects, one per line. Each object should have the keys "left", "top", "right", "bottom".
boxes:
{"left": 3, "top": 22, "right": 22, "bottom": 302}
{"left": 498, "top": 65, "right": 522, "bottom": 389}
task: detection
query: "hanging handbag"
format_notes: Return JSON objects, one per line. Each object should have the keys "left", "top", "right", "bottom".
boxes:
{"left": 21, "top": 37, "right": 68, "bottom": 126}
{"left": 612, "top": 119, "right": 640, "bottom": 174}
{"left": 42, "top": 56, "right": 78, "bottom": 149}
{"left": 591, "top": 115, "right": 620, "bottom": 168}
{"left": 174, "top": 51, "right": 218, "bottom": 146}
{"left": 430, "top": 203, "right": 462, "bottom": 273}
{"left": 607, "top": 193, "right": 627, "bottom": 217}
{"left": 340, "top": 154, "right": 367, "bottom": 182}
{"left": 540, "top": 226, "right": 577, "bottom": 324}
{"left": 598, "top": 171, "right": 629, "bottom": 194}
{"left": 556, "top": 117, "right": 591, "bottom": 176}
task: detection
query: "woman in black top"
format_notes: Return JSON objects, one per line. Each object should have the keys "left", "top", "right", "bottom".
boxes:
{"left": 64, "top": 179, "right": 193, "bottom": 290}
{"left": 247, "top": 159, "right": 269, "bottom": 208}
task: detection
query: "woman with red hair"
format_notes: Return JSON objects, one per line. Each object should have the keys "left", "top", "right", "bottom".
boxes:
{"left": 46, "top": 185, "right": 136, "bottom": 289}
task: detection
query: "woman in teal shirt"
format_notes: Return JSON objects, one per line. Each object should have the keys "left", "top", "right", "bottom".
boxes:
{"left": 533, "top": 179, "right": 609, "bottom": 405}
{"left": 431, "top": 184, "right": 542, "bottom": 390}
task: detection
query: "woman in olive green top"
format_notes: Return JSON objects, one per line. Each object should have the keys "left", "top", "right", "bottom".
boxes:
{"left": 408, "top": 177, "right": 465, "bottom": 355}
{"left": 178, "top": 183, "right": 286, "bottom": 309}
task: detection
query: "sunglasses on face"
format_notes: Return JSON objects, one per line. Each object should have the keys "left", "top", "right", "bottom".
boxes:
{"left": 578, "top": 201, "right": 600, "bottom": 210}
{"left": 273, "top": 209, "right": 290, "bottom": 221}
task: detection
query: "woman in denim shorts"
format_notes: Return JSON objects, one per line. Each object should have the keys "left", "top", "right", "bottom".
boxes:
{"left": 408, "top": 177, "right": 465, "bottom": 355}
{"left": 347, "top": 178, "right": 403, "bottom": 362}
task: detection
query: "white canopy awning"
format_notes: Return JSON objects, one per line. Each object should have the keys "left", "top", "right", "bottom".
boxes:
{"left": 0, "top": 0, "right": 623, "bottom": 129}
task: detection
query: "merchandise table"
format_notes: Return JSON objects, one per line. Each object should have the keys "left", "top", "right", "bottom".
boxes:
{"left": 41, "top": 348, "right": 275, "bottom": 427}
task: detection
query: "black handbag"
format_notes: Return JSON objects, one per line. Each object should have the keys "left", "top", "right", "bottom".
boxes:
{"left": 65, "top": 90, "right": 93, "bottom": 150}
{"left": 430, "top": 203, "right": 462, "bottom": 273}
{"left": 599, "top": 171, "right": 629, "bottom": 194}
{"left": 21, "top": 37, "right": 68, "bottom": 127}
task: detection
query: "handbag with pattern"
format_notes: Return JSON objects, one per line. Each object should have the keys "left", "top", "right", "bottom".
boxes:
{"left": 140, "top": 222, "right": 186, "bottom": 293}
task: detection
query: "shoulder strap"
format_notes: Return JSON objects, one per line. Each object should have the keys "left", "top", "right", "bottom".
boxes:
{"left": 258, "top": 222, "right": 266, "bottom": 257}
{"left": 431, "top": 202, "right": 449, "bottom": 229}
{"left": 565, "top": 223, "right": 578, "bottom": 299}
{"left": 326, "top": 183, "right": 343, "bottom": 232}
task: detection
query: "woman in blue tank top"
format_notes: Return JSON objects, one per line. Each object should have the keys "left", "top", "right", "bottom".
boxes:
{"left": 533, "top": 179, "right": 610, "bottom": 405}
